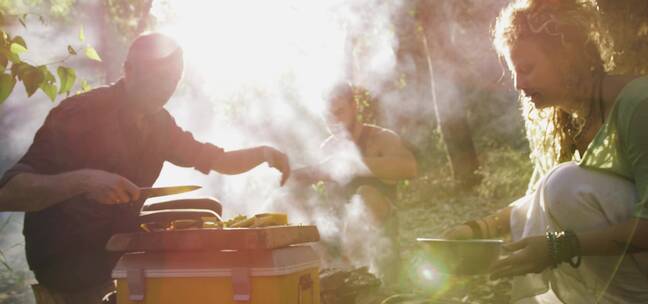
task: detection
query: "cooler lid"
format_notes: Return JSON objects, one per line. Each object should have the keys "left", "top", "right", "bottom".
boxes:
{"left": 107, "top": 225, "right": 320, "bottom": 252}
{"left": 112, "top": 245, "right": 320, "bottom": 278}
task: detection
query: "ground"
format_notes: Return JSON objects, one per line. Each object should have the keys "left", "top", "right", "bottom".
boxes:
{"left": 390, "top": 135, "right": 532, "bottom": 303}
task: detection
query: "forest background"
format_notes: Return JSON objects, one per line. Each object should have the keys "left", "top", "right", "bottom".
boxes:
{"left": 0, "top": 1, "right": 646, "bottom": 303}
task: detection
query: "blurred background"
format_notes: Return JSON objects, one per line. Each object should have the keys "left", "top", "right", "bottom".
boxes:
{"left": 0, "top": 0, "right": 647, "bottom": 303}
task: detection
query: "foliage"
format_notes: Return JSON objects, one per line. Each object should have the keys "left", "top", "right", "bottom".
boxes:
{"left": 397, "top": 129, "right": 530, "bottom": 303}
{"left": 0, "top": 5, "right": 103, "bottom": 105}
{"left": 0, "top": 214, "right": 32, "bottom": 304}
{"left": 0, "top": 268, "right": 31, "bottom": 304}
{"left": 0, "top": 0, "right": 75, "bottom": 18}
{"left": 0, "top": 27, "right": 91, "bottom": 104}
{"left": 105, "top": 0, "right": 154, "bottom": 40}
{"left": 597, "top": 0, "right": 648, "bottom": 74}
{"left": 475, "top": 144, "right": 533, "bottom": 199}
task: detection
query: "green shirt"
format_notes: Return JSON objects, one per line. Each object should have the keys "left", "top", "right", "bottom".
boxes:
{"left": 578, "top": 75, "right": 648, "bottom": 218}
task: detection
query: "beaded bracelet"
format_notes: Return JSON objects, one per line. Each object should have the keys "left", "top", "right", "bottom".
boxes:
{"left": 546, "top": 231, "right": 582, "bottom": 268}
{"left": 546, "top": 232, "right": 559, "bottom": 268}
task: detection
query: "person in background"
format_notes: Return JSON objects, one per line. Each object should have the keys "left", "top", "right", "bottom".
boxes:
{"left": 0, "top": 33, "right": 290, "bottom": 304}
{"left": 293, "top": 82, "right": 417, "bottom": 285}
{"left": 443, "top": 0, "right": 648, "bottom": 302}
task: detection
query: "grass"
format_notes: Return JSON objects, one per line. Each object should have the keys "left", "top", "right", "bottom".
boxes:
{"left": 392, "top": 130, "right": 532, "bottom": 303}
{"left": 0, "top": 214, "right": 34, "bottom": 304}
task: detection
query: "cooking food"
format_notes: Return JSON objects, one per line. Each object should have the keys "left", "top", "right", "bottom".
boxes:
{"left": 228, "top": 213, "right": 289, "bottom": 228}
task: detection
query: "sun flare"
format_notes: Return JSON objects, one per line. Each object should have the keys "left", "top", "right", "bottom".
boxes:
{"left": 152, "top": 0, "right": 350, "bottom": 108}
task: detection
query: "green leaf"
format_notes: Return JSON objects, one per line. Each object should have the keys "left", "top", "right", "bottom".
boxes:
{"left": 38, "top": 66, "right": 57, "bottom": 102}
{"left": 10, "top": 62, "right": 30, "bottom": 79}
{"left": 67, "top": 45, "right": 77, "bottom": 55}
{"left": 10, "top": 43, "right": 27, "bottom": 55}
{"left": 84, "top": 46, "right": 102, "bottom": 61}
{"left": 11, "top": 36, "right": 27, "bottom": 49}
{"left": 38, "top": 66, "right": 55, "bottom": 83}
{"left": 40, "top": 82, "right": 57, "bottom": 102}
{"left": 79, "top": 26, "right": 85, "bottom": 42}
{"left": 0, "top": 73, "right": 16, "bottom": 104}
{"left": 2, "top": 48, "right": 21, "bottom": 64}
{"left": 57, "top": 66, "right": 76, "bottom": 94}
{"left": 21, "top": 65, "right": 44, "bottom": 97}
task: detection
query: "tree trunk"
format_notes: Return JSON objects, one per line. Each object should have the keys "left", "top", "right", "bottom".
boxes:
{"left": 421, "top": 36, "right": 480, "bottom": 187}
{"left": 418, "top": 2, "right": 480, "bottom": 188}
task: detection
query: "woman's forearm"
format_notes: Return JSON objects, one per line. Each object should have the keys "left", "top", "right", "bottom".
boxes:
{"left": 577, "top": 218, "right": 648, "bottom": 256}
{"left": 479, "top": 206, "right": 513, "bottom": 238}
{"left": 495, "top": 206, "right": 513, "bottom": 235}
{"left": 0, "top": 172, "right": 85, "bottom": 212}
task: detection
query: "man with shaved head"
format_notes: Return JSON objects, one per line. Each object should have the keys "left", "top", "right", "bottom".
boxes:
{"left": 0, "top": 33, "right": 290, "bottom": 303}
{"left": 293, "top": 82, "right": 417, "bottom": 286}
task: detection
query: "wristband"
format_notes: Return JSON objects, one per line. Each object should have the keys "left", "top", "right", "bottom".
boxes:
{"left": 546, "top": 231, "right": 582, "bottom": 269}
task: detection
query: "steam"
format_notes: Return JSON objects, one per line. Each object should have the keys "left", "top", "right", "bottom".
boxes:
{"left": 0, "top": 0, "right": 519, "bottom": 287}
{"left": 0, "top": 17, "right": 106, "bottom": 289}
{"left": 146, "top": 0, "right": 410, "bottom": 274}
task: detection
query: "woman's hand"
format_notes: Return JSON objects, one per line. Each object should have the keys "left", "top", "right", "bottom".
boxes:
{"left": 441, "top": 224, "right": 474, "bottom": 240}
{"left": 490, "top": 235, "right": 553, "bottom": 279}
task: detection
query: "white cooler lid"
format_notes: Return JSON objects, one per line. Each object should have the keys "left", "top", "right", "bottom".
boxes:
{"left": 112, "top": 245, "right": 320, "bottom": 278}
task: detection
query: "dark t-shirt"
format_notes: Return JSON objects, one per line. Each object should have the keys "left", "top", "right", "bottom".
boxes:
{"left": 0, "top": 80, "right": 224, "bottom": 291}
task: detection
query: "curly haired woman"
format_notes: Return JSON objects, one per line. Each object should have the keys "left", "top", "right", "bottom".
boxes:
{"left": 443, "top": 0, "right": 648, "bottom": 302}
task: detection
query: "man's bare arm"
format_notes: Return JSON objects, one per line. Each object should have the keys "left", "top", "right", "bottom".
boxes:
{"left": 210, "top": 146, "right": 290, "bottom": 185}
{"left": 0, "top": 170, "right": 140, "bottom": 212}
{"left": 363, "top": 156, "right": 417, "bottom": 180}
{"left": 0, "top": 172, "right": 82, "bottom": 212}
{"left": 298, "top": 131, "right": 417, "bottom": 182}
{"left": 362, "top": 131, "right": 417, "bottom": 180}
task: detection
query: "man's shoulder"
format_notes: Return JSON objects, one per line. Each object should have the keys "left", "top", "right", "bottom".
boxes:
{"left": 51, "top": 83, "right": 121, "bottom": 120}
{"left": 45, "top": 83, "right": 122, "bottom": 135}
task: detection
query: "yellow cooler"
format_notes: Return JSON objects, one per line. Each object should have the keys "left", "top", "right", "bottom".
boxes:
{"left": 112, "top": 245, "right": 320, "bottom": 304}
{"left": 107, "top": 202, "right": 321, "bottom": 304}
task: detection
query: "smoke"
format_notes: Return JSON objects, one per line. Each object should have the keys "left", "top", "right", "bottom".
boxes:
{"left": 0, "top": 16, "right": 107, "bottom": 295}
{"left": 142, "top": 1, "right": 408, "bottom": 275}
{"left": 0, "top": 0, "right": 521, "bottom": 288}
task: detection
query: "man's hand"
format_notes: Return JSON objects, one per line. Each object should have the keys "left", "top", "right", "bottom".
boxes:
{"left": 262, "top": 147, "right": 291, "bottom": 186}
{"left": 490, "top": 235, "right": 552, "bottom": 279}
{"left": 77, "top": 169, "right": 141, "bottom": 205}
